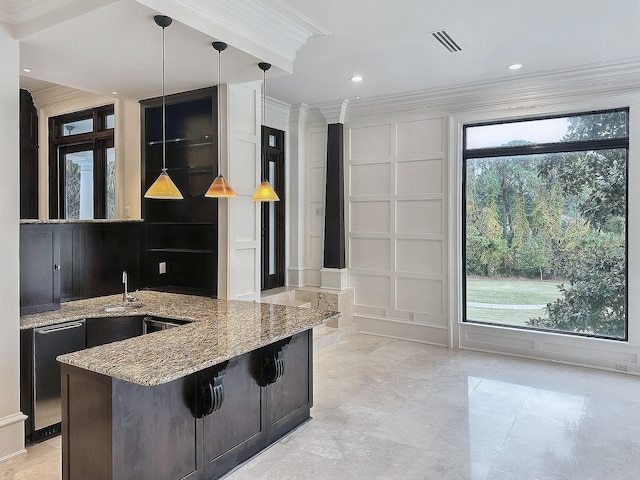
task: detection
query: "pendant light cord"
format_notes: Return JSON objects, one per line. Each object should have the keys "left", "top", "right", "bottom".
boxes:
{"left": 217, "top": 47, "right": 221, "bottom": 175}
{"left": 161, "top": 23, "right": 167, "bottom": 172}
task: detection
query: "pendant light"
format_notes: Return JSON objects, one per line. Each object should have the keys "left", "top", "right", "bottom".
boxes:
{"left": 205, "top": 41, "right": 237, "bottom": 198}
{"left": 252, "top": 62, "right": 280, "bottom": 202}
{"left": 145, "top": 15, "right": 183, "bottom": 200}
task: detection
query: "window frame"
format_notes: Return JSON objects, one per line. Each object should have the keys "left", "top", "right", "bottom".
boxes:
{"left": 462, "top": 107, "right": 629, "bottom": 340}
{"left": 49, "top": 105, "right": 115, "bottom": 219}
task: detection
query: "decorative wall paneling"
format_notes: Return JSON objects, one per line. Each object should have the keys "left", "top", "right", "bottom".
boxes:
{"left": 347, "top": 116, "right": 448, "bottom": 345}
{"left": 219, "top": 82, "right": 262, "bottom": 301}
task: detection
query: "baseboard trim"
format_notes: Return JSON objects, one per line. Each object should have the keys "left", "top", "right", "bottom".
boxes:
{"left": 354, "top": 314, "right": 449, "bottom": 346}
{"left": 0, "top": 412, "right": 27, "bottom": 463}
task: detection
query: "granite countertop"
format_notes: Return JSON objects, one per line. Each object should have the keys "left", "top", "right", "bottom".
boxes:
{"left": 20, "top": 219, "right": 143, "bottom": 224}
{"left": 21, "top": 291, "right": 339, "bottom": 387}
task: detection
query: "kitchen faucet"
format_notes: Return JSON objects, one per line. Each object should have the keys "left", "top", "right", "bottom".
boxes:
{"left": 122, "top": 271, "right": 137, "bottom": 302}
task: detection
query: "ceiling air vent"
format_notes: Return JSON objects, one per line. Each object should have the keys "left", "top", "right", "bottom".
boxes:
{"left": 431, "top": 30, "right": 462, "bottom": 53}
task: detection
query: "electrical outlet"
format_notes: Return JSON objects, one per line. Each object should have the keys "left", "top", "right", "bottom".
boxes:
{"left": 125, "top": 205, "right": 131, "bottom": 218}
{"left": 315, "top": 207, "right": 323, "bottom": 217}
{"left": 615, "top": 361, "right": 629, "bottom": 372}
{"left": 159, "top": 262, "right": 166, "bottom": 274}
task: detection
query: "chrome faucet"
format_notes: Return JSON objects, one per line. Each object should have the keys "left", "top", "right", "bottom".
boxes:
{"left": 122, "top": 271, "right": 137, "bottom": 302}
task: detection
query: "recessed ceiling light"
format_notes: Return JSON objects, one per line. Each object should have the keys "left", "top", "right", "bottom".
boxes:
{"left": 111, "top": 91, "right": 119, "bottom": 95}
{"left": 507, "top": 63, "right": 523, "bottom": 71}
{"left": 22, "top": 67, "right": 32, "bottom": 73}
{"left": 354, "top": 96, "right": 360, "bottom": 99}
{"left": 350, "top": 75, "right": 363, "bottom": 82}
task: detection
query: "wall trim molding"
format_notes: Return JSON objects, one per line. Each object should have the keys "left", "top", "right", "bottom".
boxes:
{"left": 0, "top": 412, "right": 27, "bottom": 463}
{"left": 460, "top": 322, "right": 640, "bottom": 375}
{"left": 355, "top": 314, "right": 449, "bottom": 347}
{"left": 342, "top": 60, "right": 640, "bottom": 123}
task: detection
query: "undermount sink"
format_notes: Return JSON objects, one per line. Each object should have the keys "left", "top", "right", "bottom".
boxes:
{"left": 103, "top": 302, "right": 144, "bottom": 313}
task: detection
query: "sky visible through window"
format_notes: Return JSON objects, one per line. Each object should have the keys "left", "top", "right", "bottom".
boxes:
{"left": 466, "top": 118, "right": 570, "bottom": 149}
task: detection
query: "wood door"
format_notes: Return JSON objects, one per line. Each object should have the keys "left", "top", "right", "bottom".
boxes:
{"left": 260, "top": 126, "right": 285, "bottom": 291}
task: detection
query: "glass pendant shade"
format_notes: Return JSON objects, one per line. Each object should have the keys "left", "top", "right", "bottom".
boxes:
{"left": 145, "top": 169, "right": 184, "bottom": 199}
{"left": 205, "top": 175, "right": 237, "bottom": 198}
{"left": 252, "top": 180, "right": 279, "bottom": 201}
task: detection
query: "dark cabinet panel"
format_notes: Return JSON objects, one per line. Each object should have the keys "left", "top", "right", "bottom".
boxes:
{"left": 80, "top": 223, "right": 142, "bottom": 298}
{"left": 61, "top": 329, "right": 314, "bottom": 480}
{"left": 20, "top": 225, "right": 60, "bottom": 314}
{"left": 20, "top": 89, "right": 38, "bottom": 220}
{"left": 267, "top": 331, "right": 311, "bottom": 440}
{"left": 86, "top": 316, "right": 144, "bottom": 348}
{"left": 201, "top": 353, "right": 265, "bottom": 479}
{"left": 20, "top": 222, "right": 142, "bottom": 312}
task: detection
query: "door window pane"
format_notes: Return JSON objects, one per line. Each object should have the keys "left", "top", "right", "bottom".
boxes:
{"left": 65, "top": 150, "right": 94, "bottom": 219}
{"left": 106, "top": 147, "right": 116, "bottom": 219}
{"left": 268, "top": 161, "right": 276, "bottom": 275}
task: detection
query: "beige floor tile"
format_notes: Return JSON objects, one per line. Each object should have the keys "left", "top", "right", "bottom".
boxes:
{"left": 7, "top": 333, "right": 640, "bottom": 480}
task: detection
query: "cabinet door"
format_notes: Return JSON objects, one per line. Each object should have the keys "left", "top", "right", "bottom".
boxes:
{"left": 266, "top": 330, "right": 312, "bottom": 442}
{"left": 85, "top": 316, "right": 144, "bottom": 348}
{"left": 20, "top": 225, "right": 60, "bottom": 314}
{"left": 201, "top": 351, "right": 265, "bottom": 479}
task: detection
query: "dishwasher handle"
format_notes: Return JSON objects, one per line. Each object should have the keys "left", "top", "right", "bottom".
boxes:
{"left": 35, "top": 321, "right": 85, "bottom": 334}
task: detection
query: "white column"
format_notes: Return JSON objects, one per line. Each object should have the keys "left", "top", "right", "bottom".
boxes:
{"left": 0, "top": 20, "right": 27, "bottom": 462}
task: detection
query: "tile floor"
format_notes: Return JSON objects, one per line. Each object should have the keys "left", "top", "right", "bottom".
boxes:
{"left": 4, "top": 333, "right": 640, "bottom": 479}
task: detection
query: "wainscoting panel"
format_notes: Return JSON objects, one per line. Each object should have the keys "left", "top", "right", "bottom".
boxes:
{"left": 349, "top": 237, "right": 391, "bottom": 271}
{"left": 396, "top": 277, "right": 443, "bottom": 315}
{"left": 350, "top": 124, "right": 392, "bottom": 159}
{"left": 396, "top": 118, "right": 443, "bottom": 156}
{"left": 396, "top": 158, "right": 443, "bottom": 195}
{"left": 347, "top": 115, "right": 448, "bottom": 345}
{"left": 229, "top": 139, "right": 257, "bottom": 189}
{"left": 396, "top": 239, "right": 442, "bottom": 275}
{"left": 396, "top": 199, "right": 443, "bottom": 234}
{"left": 350, "top": 201, "right": 391, "bottom": 233}
{"left": 350, "top": 273, "right": 391, "bottom": 311}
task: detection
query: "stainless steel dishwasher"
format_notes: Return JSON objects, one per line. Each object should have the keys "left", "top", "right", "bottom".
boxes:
{"left": 32, "top": 320, "right": 86, "bottom": 440}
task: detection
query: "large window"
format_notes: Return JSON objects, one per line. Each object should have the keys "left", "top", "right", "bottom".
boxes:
{"left": 463, "top": 109, "right": 628, "bottom": 340}
{"left": 49, "top": 105, "right": 115, "bottom": 219}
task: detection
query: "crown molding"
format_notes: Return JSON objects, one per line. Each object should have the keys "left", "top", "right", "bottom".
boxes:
{"left": 28, "top": 82, "right": 113, "bottom": 110}
{"left": 136, "top": 0, "right": 329, "bottom": 72}
{"left": 264, "top": 95, "right": 290, "bottom": 131}
{"left": 317, "top": 99, "right": 349, "bottom": 124}
{"left": 342, "top": 59, "right": 640, "bottom": 123}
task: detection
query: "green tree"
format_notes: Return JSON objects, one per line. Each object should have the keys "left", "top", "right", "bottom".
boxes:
{"left": 532, "top": 111, "right": 627, "bottom": 337}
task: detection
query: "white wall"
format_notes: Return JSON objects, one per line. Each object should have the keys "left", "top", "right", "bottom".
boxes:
{"left": 334, "top": 86, "right": 640, "bottom": 373}
{"left": 29, "top": 85, "right": 141, "bottom": 219}
{"left": 346, "top": 114, "right": 449, "bottom": 345}
{"left": 218, "top": 81, "right": 262, "bottom": 301}
{"left": 0, "top": 21, "right": 27, "bottom": 461}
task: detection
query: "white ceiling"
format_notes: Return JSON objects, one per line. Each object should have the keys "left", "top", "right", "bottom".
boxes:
{"left": 6, "top": 0, "right": 640, "bottom": 107}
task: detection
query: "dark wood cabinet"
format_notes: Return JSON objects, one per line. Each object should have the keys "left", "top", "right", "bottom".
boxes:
{"left": 20, "top": 222, "right": 142, "bottom": 313}
{"left": 85, "top": 316, "right": 144, "bottom": 348}
{"left": 20, "top": 89, "right": 39, "bottom": 220}
{"left": 140, "top": 87, "right": 218, "bottom": 297}
{"left": 61, "top": 330, "right": 313, "bottom": 480}
{"left": 20, "top": 224, "right": 61, "bottom": 314}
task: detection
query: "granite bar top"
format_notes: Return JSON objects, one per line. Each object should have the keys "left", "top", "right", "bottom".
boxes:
{"left": 21, "top": 291, "right": 339, "bottom": 386}
{"left": 20, "top": 219, "right": 143, "bottom": 224}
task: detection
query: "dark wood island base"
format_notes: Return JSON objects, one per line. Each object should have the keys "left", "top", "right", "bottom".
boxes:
{"left": 61, "top": 330, "right": 312, "bottom": 480}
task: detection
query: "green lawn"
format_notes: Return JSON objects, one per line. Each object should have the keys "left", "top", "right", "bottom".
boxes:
{"left": 466, "top": 277, "right": 563, "bottom": 326}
